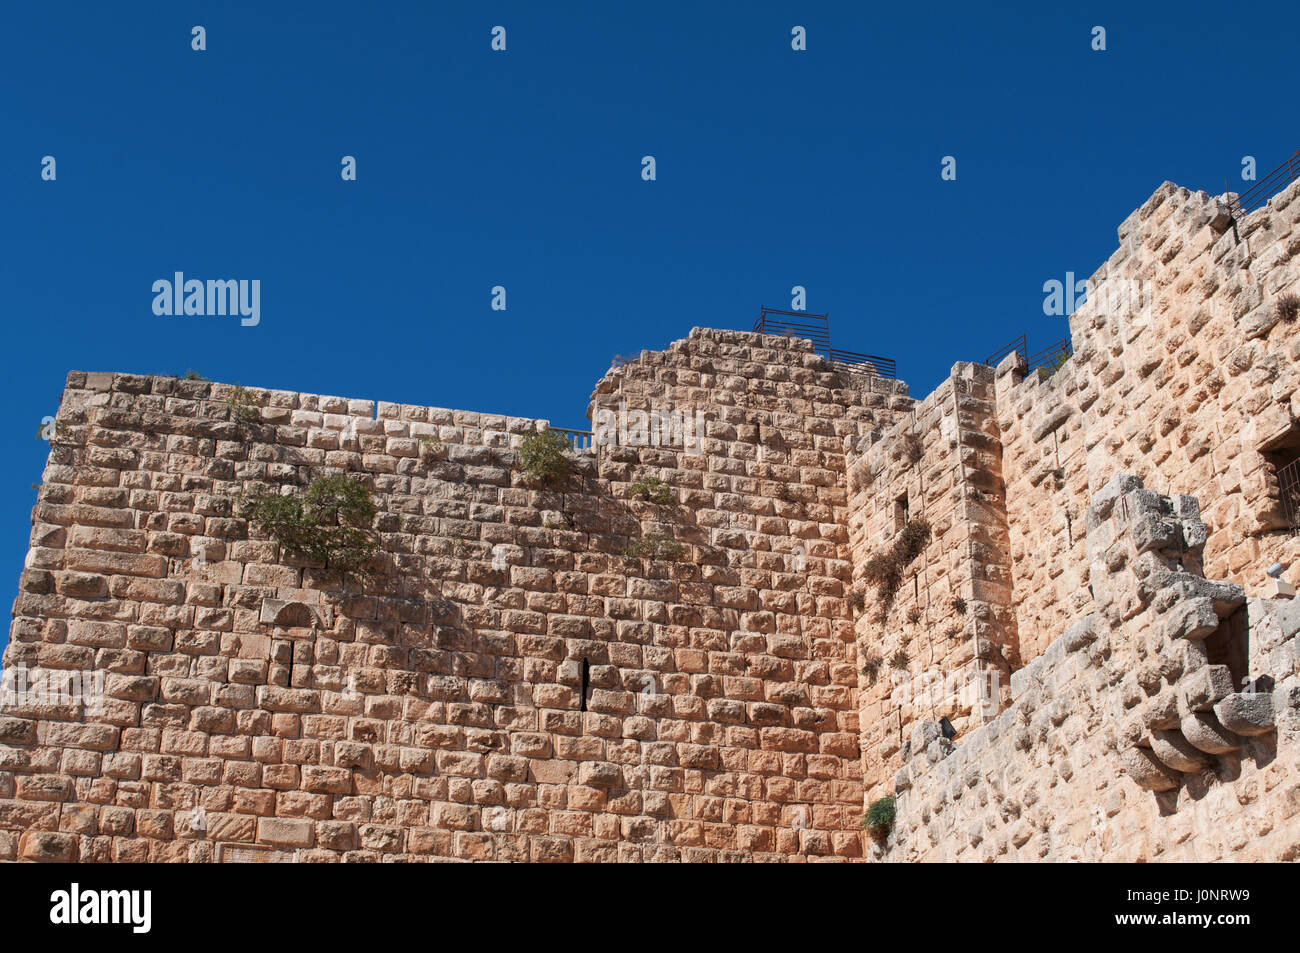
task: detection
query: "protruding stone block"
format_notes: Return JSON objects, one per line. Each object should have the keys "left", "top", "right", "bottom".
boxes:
{"left": 1149, "top": 729, "right": 1208, "bottom": 771}
{"left": 1207, "top": 202, "right": 1234, "bottom": 232}
{"left": 1179, "top": 710, "right": 1242, "bottom": 754}
{"left": 1063, "top": 614, "right": 1099, "bottom": 652}
{"left": 1163, "top": 598, "right": 1219, "bottom": 642}
{"left": 1214, "top": 693, "right": 1275, "bottom": 737}
{"left": 907, "top": 721, "right": 942, "bottom": 760}
{"left": 925, "top": 737, "right": 955, "bottom": 765}
{"left": 1181, "top": 664, "right": 1233, "bottom": 711}
{"left": 1120, "top": 746, "right": 1182, "bottom": 791}
{"left": 1132, "top": 514, "right": 1180, "bottom": 556}
{"left": 1086, "top": 474, "right": 1144, "bottom": 528}
{"left": 578, "top": 761, "right": 622, "bottom": 788}
{"left": 1142, "top": 691, "right": 1182, "bottom": 731}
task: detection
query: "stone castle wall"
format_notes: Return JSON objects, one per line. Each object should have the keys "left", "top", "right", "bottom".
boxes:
{"left": 887, "top": 476, "right": 1300, "bottom": 862}
{"left": 844, "top": 176, "right": 1300, "bottom": 816}
{"left": 995, "top": 178, "right": 1300, "bottom": 663}
{"left": 994, "top": 350, "right": 1091, "bottom": 664}
{"left": 1, "top": 333, "right": 910, "bottom": 862}
{"left": 2, "top": 173, "right": 1299, "bottom": 863}
{"left": 845, "top": 363, "right": 1016, "bottom": 800}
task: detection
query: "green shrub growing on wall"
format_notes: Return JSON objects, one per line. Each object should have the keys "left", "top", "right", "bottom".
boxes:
{"left": 34, "top": 418, "right": 70, "bottom": 443}
{"left": 1037, "top": 349, "right": 1072, "bottom": 380}
{"left": 628, "top": 477, "right": 673, "bottom": 505}
{"left": 902, "top": 432, "right": 923, "bottom": 464}
{"left": 863, "top": 795, "right": 896, "bottom": 838}
{"left": 518, "top": 429, "right": 572, "bottom": 489}
{"left": 240, "top": 473, "right": 378, "bottom": 574}
{"left": 862, "top": 518, "right": 931, "bottom": 610}
{"left": 624, "top": 533, "right": 686, "bottom": 561}
{"left": 419, "top": 433, "right": 443, "bottom": 460}
{"left": 225, "top": 384, "right": 261, "bottom": 427}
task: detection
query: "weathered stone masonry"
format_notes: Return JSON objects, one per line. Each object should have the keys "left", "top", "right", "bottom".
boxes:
{"left": 2, "top": 334, "right": 910, "bottom": 862}
{"left": 2, "top": 175, "right": 1300, "bottom": 862}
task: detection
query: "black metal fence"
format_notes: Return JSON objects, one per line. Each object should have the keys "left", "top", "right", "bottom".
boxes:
{"left": 984, "top": 333, "right": 1072, "bottom": 373}
{"left": 1280, "top": 456, "right": 1300, "bottom": 536}
{"left": 985, "top": 334, "right": 1027, "bottom": 367}
{"left": 752, "top": 307, "right": 896, "bottom": 379}
{"left": 828, "top": 348, "right": 897, "bottom": 379}
{"left": 752, "top": 308, "right": 832, "bottom": 352}
{"left": 1028, "top": 339, "right": 1072, "bottom": 372}
{"left": 1230, "top": 149, "right": 1300, "bottom": 222}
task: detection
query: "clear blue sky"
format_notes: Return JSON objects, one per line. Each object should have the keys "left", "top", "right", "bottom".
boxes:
{"left": 3, "top": 1, "right": 1298, "bottom": 653}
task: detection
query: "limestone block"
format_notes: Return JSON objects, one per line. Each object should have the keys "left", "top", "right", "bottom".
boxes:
{"left": 1131, "top": 514, "right": 1180, "bottom": 556}
{"left": 1149, "top": 729, "right": 1208, "bottom": 771}
{"left": 578, "top": 761, "right": 622, "bottom": 788}
{"left": 1163, "top": 597, "right": 1219, "bottom": 642}
{"left": 1120, "top": 746, "right": 1182, "bottom": 791}
{"left": 1276, "top": 600, "right": 1300, "bottom": 642}
{"left": 1208, "top": 202, "right": 1234, "bottom": 232}
{"left": 1213, "top": 693, "right": 1274, "bottom": 737}
{"left": 1010, "top": 658, "right": 1044, "bottom": 701}
{"left": 1142, "top": 691, "right": 1182, "bottom": 731}
{"left": 908, "top": 721, "right": 942, "bottom": 759}
{"left": 1062, "top": 614, "right": 1099, "bottom": 652}
{"left": 1179, "top": 711, "right": 1241, "bottom": 754}
{"left": 1086, "top": 474, "right": 1143, "bottom": 529}
{"left": 925, "top": 737, "right": 955, "bottom": 765}
{"left": 1181, "top": 664, "right": 1234, "bottom": 711}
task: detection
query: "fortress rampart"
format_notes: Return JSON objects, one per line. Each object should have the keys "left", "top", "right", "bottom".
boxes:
{"left": 2, "top": 176, "right": 1299, "bottom": 862}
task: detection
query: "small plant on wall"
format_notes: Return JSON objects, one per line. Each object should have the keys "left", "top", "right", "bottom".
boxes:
{"left": 1037, "top": 349, "right": 1071, "bottom": 380}
{"left": 863, "top": 795, "right": 896, "bottom": 841}
{"left": 225, "top": 384, "right": 261, "bottom": 428}
{"left": 862, "top": 518, "right": 932, "bottom": 611}
{"left": 902, "top": 432, "right": 923, "bottom": 464}
{"left": 518, "top": 428, "right": 572, "bottom": 489}
{"left": 1275, "top": 292, "right": 1298, "bottom": 324}
{"left": 418, "top": 433, "right": 444, "bottom": 461}
{"left": 239, "top": 473, "right": 379, "bottom": 575}
{"left": 860, "top": 651, "right": 882, "bottom": 685}
{"left": 624, "top": 533, "right": 687, "bottom": 561}
{"left": 628, "top": 476, "right": 674, "bottom": 505}
{"left": 34, "top": 417, "right": 71, "bottom": 445}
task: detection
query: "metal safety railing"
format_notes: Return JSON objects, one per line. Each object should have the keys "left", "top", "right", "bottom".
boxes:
{"left": 753, "top": 308, "right": 832, "bottom": 352}
{"left": 1230, "top": 148, "right": 1300, "bottom": 222}
{"left": 828, "top": 348, "right": 897, "bottom": 379}
{"left": 1028, "top": 339, "right": 1072, "bottom": 372}
{"left": 983, "top": 333, "right": 1071, "bottom": 373}
{"left": 752, "top": 307, "right": 896, "bottom": 378}
{"left": 1279, "top": 456, "right": 1300, "bottom": 537}
{"left": 985, "top": 334, "right": 1027, "bottom": 368}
